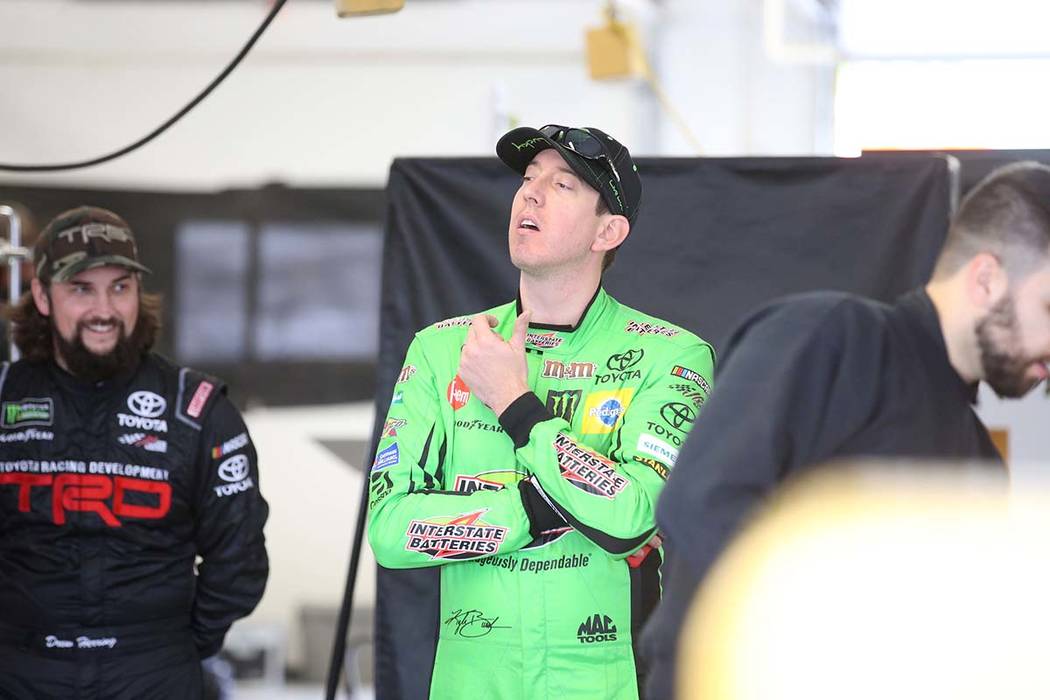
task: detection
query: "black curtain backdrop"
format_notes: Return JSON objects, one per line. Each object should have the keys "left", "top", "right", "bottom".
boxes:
{"left": 863, "top": 149, "right": 1050, "bottom": 193}
{"left": 370, "top": 154, "right": 957, "bottom": 699}
{"left": 0, "top": 184, "right": 384, "bottom": 405}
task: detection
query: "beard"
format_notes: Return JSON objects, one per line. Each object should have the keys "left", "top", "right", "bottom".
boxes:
{"left": 52, "top": 316, "right": 145, "bottom": 382}
{"left": 976, "top": 294, "right": 1041, "bottom": 398}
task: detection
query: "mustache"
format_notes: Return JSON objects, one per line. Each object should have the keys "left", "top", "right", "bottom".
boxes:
{"left": 76, "top": 317, "right": 125, "bottom": 332}
{"left": 54, "top": 315, "right": 136, "bottom": 383}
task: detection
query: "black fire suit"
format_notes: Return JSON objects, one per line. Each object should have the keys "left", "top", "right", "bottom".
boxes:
{"left": 0, "top": 353, "right": 269, "bottom": 700}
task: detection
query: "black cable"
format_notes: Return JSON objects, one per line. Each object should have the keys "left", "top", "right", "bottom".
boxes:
{"left": 0, "top": 0, "right": 290, "bottom": 172}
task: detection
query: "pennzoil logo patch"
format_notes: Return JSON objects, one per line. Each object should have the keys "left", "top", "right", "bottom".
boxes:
{"left": 2, "top": 398, "right": 54, "bottom": 428}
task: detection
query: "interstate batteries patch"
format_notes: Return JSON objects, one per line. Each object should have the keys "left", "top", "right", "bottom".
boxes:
{"left": 405, "top": 509, "right": 509, "bottom": 560}
{"left": 553, "top": 433, "right": 628, "bottom": 499}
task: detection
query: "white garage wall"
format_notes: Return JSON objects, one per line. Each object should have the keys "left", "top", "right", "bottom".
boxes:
{"left": 976, "top": 388, "right": 1050, "bottom": 484}
{"left": 0, "top": 0, "right": 833, "bottom": 191}
{"left": 238, "top": 402, "right": 376, "bottom": 670}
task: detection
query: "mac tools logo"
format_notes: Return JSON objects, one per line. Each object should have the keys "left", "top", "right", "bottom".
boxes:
{"left": 577, "top": 613, "right": 617, "bottom": 643}
{"left": 117, "top": 391, "right": 168, "bottom": 433}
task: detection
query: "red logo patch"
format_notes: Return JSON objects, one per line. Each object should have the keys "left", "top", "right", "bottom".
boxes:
{"left": 0, "top": 473, "right": 171, "bottom": 527}
{"left": 447, "top": 375, "right": 471, "bottom": 411}
{"left": 187, "top": 381, "right": 214, "bottom": 419}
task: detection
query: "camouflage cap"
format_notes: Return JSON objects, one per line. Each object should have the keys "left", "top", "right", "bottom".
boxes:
{"left": 35, "top": 206, "right": 152, "bottom": 284}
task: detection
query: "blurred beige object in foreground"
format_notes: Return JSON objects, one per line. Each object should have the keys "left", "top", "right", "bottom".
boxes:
{"left": 678, "top": 462, "right": 1050, "bottom": 700}
{"left": 335, "top": 0, "right": 404, "bottom": 17}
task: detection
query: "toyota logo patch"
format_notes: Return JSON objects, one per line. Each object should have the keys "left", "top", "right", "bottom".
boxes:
{"left": 218, "top": 454, "right": 250, "bottom": 482}
{"left": 606, "top": 349, "right": 644, "bottom": 372}
{"left": 660, "top": 402, "right": 695, "bottom": 430}
{"left": 127, "top": 391, "right": 167, "bottom": 418}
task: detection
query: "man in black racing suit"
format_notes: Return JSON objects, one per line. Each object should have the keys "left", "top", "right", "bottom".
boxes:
{"left": 0, "top": 206, "right": 269, "bottom": 699}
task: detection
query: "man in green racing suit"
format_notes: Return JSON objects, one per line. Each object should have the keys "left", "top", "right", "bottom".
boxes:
{"left": 367, "top": 124, "right": 714, "bottom": 699}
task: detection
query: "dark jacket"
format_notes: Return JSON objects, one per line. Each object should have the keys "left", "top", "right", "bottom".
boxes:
{"left": 642, "top": 289, "right": 1002, "bottom": 699}
{"left": 0, "top": 353, "right": 268, "bottom": 659}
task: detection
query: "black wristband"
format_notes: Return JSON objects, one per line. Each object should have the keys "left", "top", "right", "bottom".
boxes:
{"left": 518, "top": 478, "right": 565, "bottom": 539}
{"left": 499, "top": 392, "right": 552, "bottom": 449}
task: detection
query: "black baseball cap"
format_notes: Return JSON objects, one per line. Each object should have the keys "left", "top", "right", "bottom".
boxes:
{"left": 35, "top": 206, "right": 151, "bottom": 284}
{"left": 496, "top": 124, "right": 642, "bottom": 224}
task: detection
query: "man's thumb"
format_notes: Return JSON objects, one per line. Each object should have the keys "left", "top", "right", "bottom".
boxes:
{"left": 511, "top": 310, "right": 531, "bottom": 348}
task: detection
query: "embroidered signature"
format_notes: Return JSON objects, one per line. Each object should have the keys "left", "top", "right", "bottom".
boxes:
{"left": 443, "top": 609, "right": 510, "bottom": 638}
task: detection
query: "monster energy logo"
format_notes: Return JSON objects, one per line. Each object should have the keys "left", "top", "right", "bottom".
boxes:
{"left": 2, "top": 399, "right": 54, "bottom": 428}
{"left": 607, "top": 178, "right": 623, "bottom": 212}
{"left": 514, "top": 137, "right": 547, "bottom": 151}
{"left": 546, "top": 390, "right": 582, "bottom": 425}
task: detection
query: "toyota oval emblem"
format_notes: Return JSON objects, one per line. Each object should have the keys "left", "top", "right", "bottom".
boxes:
{"left": 127, "top": 391, "right": 167, "bottom": 418}
{"left": 607, "top": 349, "right": 644, "bottom": 372}
{"left": 218, "top": 454, "right": 250, "bottom": 483}
{"left": 660, "top": 402, "right": 696, "bottom": 430}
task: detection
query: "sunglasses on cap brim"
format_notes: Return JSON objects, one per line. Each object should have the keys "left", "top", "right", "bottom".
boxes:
{"left": 538, "top": 124, "right": 624, "bottom": 192}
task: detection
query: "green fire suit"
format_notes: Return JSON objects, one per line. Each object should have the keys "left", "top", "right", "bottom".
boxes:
{"left": 367, "top": 287, "right": 714, "bottom": 699}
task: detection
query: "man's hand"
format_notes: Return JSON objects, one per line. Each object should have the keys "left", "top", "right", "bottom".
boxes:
{"left": 626, "top": 533, "right": 663, "bottom": 568}
{"left": 458, "top": 311, "right": 531, "bottom": 416}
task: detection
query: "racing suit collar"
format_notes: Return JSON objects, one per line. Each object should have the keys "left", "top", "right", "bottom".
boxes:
{"left": 48, "top": 356, "right": 141, "bottom": 395}
{"left": 516, "top": 284, "right": 604, "bottom": 333}
{"left": 517, "top": 285, "right": 612, "bottom": 353}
